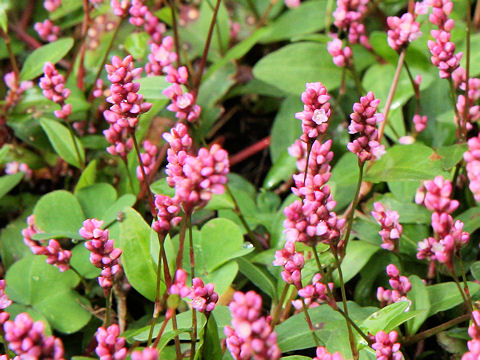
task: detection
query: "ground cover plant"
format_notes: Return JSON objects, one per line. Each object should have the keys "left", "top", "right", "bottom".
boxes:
{"left": 0, "top": 0, "right": 480, "bottom": 359}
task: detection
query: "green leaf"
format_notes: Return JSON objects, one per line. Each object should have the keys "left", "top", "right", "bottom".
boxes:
{"left": 5, "top": 255, "right": 91, "bottom": 333}
{"left": 253, "top": 42, "right": 343, "bottom": 95}
{"left": 50, "top": 0, "right": 82, "bottom": 20}
{"left": 101, "top": 194, "right": 137, "bottom": 226}
{"left": 0, "top": 172, "right": 23, "bottom": 200}
{"left": 40, "top": 118, "right": 85, "bottom": 169}
{"left": 237, "top": 257, "right": 277, "bottom": 301}
{"left": 259, "top": 0, "right": 327, "bottom": 43}
{"left": 471, "top": 262, "right": 480, "bottom": 281}
{"left": 33, "top": 190, "right": 85, "bottom": 237}
{"left": 124, "top": 32, "right": 149, "bottom": 59}
{"left": 332, "top": 241, "right": 379, "bottom": 284}
{"left": 76, "top": 183, "right": 117, "bottom": 220}
{"left": 361, "top": 301, "right": 423, "bottom": 334}
{"left": 329, "top": 152, "right": 358, "bottom": 210}
{"left": 365, "top": 144, "right": 447, "bottom": 183}
{"left": 427, "top": 282, "right": 480, "bottom": 316}
{"left": 6, "top": 303, "right": 52, "bottom": 335}
{"left": 20, "top": 38, "right": 74, "bottom": 81}
{"left": 406, "top": 275, "right": 431, "bottom": 335}
{"left": 373, "top": 193, "right": 431, "bottom": 224}
{"left": 118, "top": 207, "right": 159, "bottom": 301}
{"left": 437, "top": 144, "right": 469, "bottom": 170}
{"left": 263, "top": 150, "right": 297, "bottom": 189}
{"left": 70, "top": 243, "right": 100, "bottom": 279}
{"left": 0, "top": 212, "right": 32, "bottom": 268}
{"left": 201, "top": 315, "right": 223, "bottom": 360}
{"left": 74, "top": 160, "right": 97, "bottom": 193}
{"left": 0, "top": 7, "right": 7, "bottom": 32}
{"left": 136, "top": 76, "right": 170, "bottom": 100}
{"left": 270, "top": 96, "right": 303, "bottom": 163}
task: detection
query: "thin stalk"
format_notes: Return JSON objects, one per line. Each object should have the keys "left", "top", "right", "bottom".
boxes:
{"left": 225, "top": 185, "right": 263, "bottom": 250}
{"left": 474, "top": 0, "right": 480, "bottom": 31}
{"left": 246, "top": 0, "right": 260, "bottom": 20}
{"left": 170, "top": 311, "right": 182, "bottom": 358}
{"left": 0, "top": 29, "right": 20, "bottom": 79}
{"left": 271, "top": 284, "right": 290, "bottom": 326}
{"left": 132, "top": 133, "right": 156, "bottom": 215}
{"left": 349, "top": 63, "right": 365, "bottom": 96}
{"left": 448, "top": 79, "right": 464, "bottom": 140}
{"left": 89, "top": 18, "right": 124, "bottom": 100}
{"left": 168, "top": 0, "right": 182, "bottom": 68}
{"left": 451, "top": 269, "right": 472, "bottom": 312}
{"left": 193, "top": 0, "right": 222, "bottom": 94}
{"left": 464, "top": 0, "right": 472, "bottom": 139}
{"left": 340, "top": 161, "right": 364, "bottom": 260}
{"left": 187, "top": 214, "right": 198, "bottom": 360}
{"left": 458, "top": 257, "right": 480, "bottom": 331}
{"left": 312, "top": 245, "right": 323, "bottom": 273}
{"left": 333, "top": 251, "right": 358, "bottom": 359}
{"left": 63, "top": 113, "right": 85, "bottom": 169}
{"left": 105, "top": 288, "right": 112, "bottom": 326}
{"left": 121, "top": 157, "right": 136, "bottom": 195}
{"left": 336, "top": 307, "right": 371, "bottom": 345}
{"left": 176, "top": 217, "right": 188, "bottom": 270}
{"left": 300, "top": 298, "right": 321, "bottom": 347}
{"left": 257, "top": 0, "right": 278, "bottom": 28}
{"left": 76, "top": 0, "right": 91, "bottom": 90}
{"left": 151, "top": 313, "right": 170, "bottom": 348}
{"left": 147, "top": 236, "right": 165, "bottom": 346}
{"left": 378, "top": 49, "right": 406, "bottom": 142}
{"left": 403, "top": 313, "right": 471, "bottom": 345}
{"left": 70, "top": 266, "right": 90, "bottom": 293}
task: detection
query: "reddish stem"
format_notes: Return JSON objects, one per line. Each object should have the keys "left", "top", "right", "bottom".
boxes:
{"left": 229, "top": 136, "right": 271, "bottom": 166}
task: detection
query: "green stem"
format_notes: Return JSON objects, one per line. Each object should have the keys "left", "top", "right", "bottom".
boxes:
{"left": 464, "top": 0, "right": 472, "bottom": 140}
{"left": 225, "top": 185, "right": 263, "bottom": 251}
{"left": 448, "top": 79, "right": 464, "bottom": 141}
{"left": 168, "top": 0, "right": 182, "bottom": 68}
{"left": 65, "top": 118, "right": 85, "bottom": 170}
{"left": 105, "top": 288, "right": 112, "bottom": 326}
{"left": 271, "top": 284, "right": 290, "bottom": 326}
{"left": 312, "top": 245, "right": 323, "bottom": 273}
{"left": 300, "top": 298, "right": 321, "bottom": 347}
{"left": 0, "top": 29, "right": 20, "bottom": 79}
{"left": 132, "top": 132, "right": 156, "bottom": 215}
{"left": 147, "top": 235, "right": 165, "bottom": 346}
{"left": 246, "top": 0, "right": 260, "bottom": 20}
{"left": 378, "top": 48, "right": 406, "bottom": 142}
{"left": 187, "top": 214, "right": 198, "bottom": 360}
{"left": 333, "top": 250, "right": 358, "bottom": 359}
{"left": 122, "top": 157, "right": 136, "bottom": 195}
{"left": 451, "top": 269, "right": 472, "bottom": 312}
{"left": 402, "top": 313, "right": 471, "bottom": 345}
{"left": 340, "top": 161, "right": 364, "bottom": 260}
{"left": 336, "top": 307, "right": 371, "bottom": 345}
{"left": 176, "top": 216, "right": 188, "bottom": 270}
{"left": 349, "top": 63, "right": 364, "bottom": 96}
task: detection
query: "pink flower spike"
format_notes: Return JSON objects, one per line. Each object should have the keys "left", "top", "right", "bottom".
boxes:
{"left": 95, "top": 324, "right": 127, "bottom": 360}
{"left": 371, "top": 202, "right": 403, "bottom": 251}
{"left": 372, "top": 330, "right": 402, "bottom": 360}
{"left": 170, "top": 269, "right": 191, "bottom": 298}
{"left": 131, "top": 348, "right": 159, "bottom": 360}
{"left": 313, "top": 346, "right": 344, "bottom": 360}
{"left": 386, "top": 13, "right": 421, "bottom": 52}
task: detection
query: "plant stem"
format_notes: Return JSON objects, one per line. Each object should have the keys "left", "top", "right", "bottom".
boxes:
{"left": 63, "top": 112, "right": 85, "bottom": 170}
{"left": 271, "top": 284, "right": 289, "bottom": 326}
{"left": 451, "top": 269, "right": 473, "bottom": 312}
{"left": 336, "top": 307, "right": 371, "bottom": 345}
{"left": 0, "top": 29, "right": 20, "bottom": 79}
{"left": 187, "top": 214, "right": 198, "bottom": 360}
{"left": 464, "top": 0, "right": 472, "bottom": 139}
{"left": 225, "top": 185, "right": 263, "bottom": 250}
{"left": 246, "top": 0, "right": 260, "bottom": 20}
{"left": 176, "top": 216, "right": 188, "bottom": 270}
{"left": 151, "top": 311, "right": 170, "bottom": 348}
{"left": 340, "top": 161, "right": 364, "bottom": 260}
{"left": 257, "top": 0, "right": 278, "bottom": 28}
{"left": 403, "top": 313, "right": 471, "bottom": 345}
{"left": 300, "top": 298, "right": 321, "bottom": 347}
{"left": 229, "top": 136, "right": 271, "bottom": 166}
{"left": 105, "top": 288, "right": 112, "bottom": 326}
{"left": 132, "top": 132, "right": 156, "bottom": 215}
{"left": 349, "top": 63, "right": 364, "bottom": 96}
{"left": 333, "top": 250, "right": 358, "bottom": 359}
{"left": 312, "top": 245, "right": 323, "bottom": 272}
{"left": 122, "top": 157, "right": 136, "bottom": 195}
{"left": 147, "top": 235, "right": 165, "bottom": 346}
{"left": 378, "top": 48, "right": 406, "bottom": 142}
{"left": 448, "top": 79, "right": 464, "bottom": 141}
{"left": 170, "top": 310, "right": 182, "bottom": 358}
{"left": 193, "top": 0, "right": 222, "bottom": 94}
{"left": 168, "top": 0, "right": 182, "bottom": 68}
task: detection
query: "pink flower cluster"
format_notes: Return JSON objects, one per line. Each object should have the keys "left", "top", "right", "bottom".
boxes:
{"left": 372, "top": 330, "right": 402, "bottom": 360}
{"left": 34, "top": 19, "right": 61, "bottom": 42}
{"left": 464, "top": 135, "right": 480, "bottom": 202}
{"left": 44, "top": 0, "right": 61, "bottom": 12}
{"left": 347, "top": 92, "right": 385, "bottom": 163}
{"left": 169, "top": 270, "right": 219, "bottom": 313}
{"left": 22, "top": 215, "right": 72, "bottom": 272}
{"left": 377, "top": 264, "right": 411, "bottom": 307}
{"left": 422, "top": 0, "right": 462, "bottom": 79}
{"left": 4, "top": 313, "right": 65, "bottom": 359}
{"left": 39, "top": 62, "right": 72, "bottom": 119}
{"left": 371, "top": 202, "right": 403, "bottom": 251}
{"left": 327, "top": 38, "right": 352, "bottom": 68}
{"left": 453, "top": 69, "right": 480, "bottom": 129}
{"left": 288, "top": 139, "right": 308, "bottom": 173}
{"left": 125, "top": 0, "right": 166, "bottom": 44}
{"left": 5, "top": 161, "right": 32, "bottom": 179}
{"left": 273, "top": 239, "right": 305, "bottom": 288}
{"left": 163, "top": 123, "right": 229, "bottom": 212}
{"left": 387, "top": 13, "right": 421, "bottom": 52}
{"left": 136, "top": 140, "right": 158, "bottom": 181}
{"left": 297, "top": 273, "right": 335, "bottom": 309}
{"left": 131, "top": 348, "right": 159, "bottom": 360}
{"left": 95, "top": 324, "right": 127, "bottom": 360}
{"left": 225, "top": 291, "right": 281, "bottom": 360}
{"left": 332, "top": 0, "right": 370, "bottom": 48}
{"left": 295, "top": 82, "right": 331, "bottom": 143}
{"left": 416, "top": 176, "right": 469, "bottom": 269}
{"left": 463, "top": 310, "right": 480, "bottom": 360}
{"left": 103, "top": 55, "right": 152, "bottom": 157}
{"left": 413, "top": 114, "right": 428, "bottom": 133}
{"left": 284, "top": 0, "right": 300, "bottom": 8}
{"left": 313, "top": 346, "right": 344, "bottom": 360}
{"left": 152, "top": 195, "right": 182, "bottom": 236}
{"left": 163, "top": 66, "right": 201, "bottom": 123}
{"left": 79, "top": 219, "right": 123, "bottom": 293}
{"left": 3, "top": 72, "right": 33, "bottom": 111}
{"left": 145, "top": 36, "right": 178, "bottom": 76}
{"left": 0, "top": 279, "right": 12, "bottom": 326}
{"left": 111, "top": 0, "right": 130, "bottom": 17}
